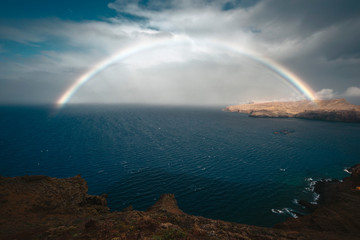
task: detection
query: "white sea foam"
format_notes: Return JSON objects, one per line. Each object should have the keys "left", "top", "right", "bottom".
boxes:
{"left": 305, "top": 179, "right": 317, "bottom": 192}
{"left": 271, "top": 208, "right": 298, "bottom": 218}
{"left": 309, "top": 180, "right": 317, "bottom": 187}
{"left": 271, "top": 209, "right": 284, "bottom": 214}
{"left": 344, "top": 168, "right": 352, "bottom": 174}
{"left": 311, "top": 193, "right": 320, "bottom": 204}
{"left": 283, "top": 208, "right": 298, "bottom": 218}
{"left": 303, "top": 177, "right": 322, "bottom": 204}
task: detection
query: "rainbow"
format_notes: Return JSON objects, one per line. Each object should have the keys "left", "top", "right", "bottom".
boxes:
{"left": 56, "top": 37, "right": 317, "bottom": 107}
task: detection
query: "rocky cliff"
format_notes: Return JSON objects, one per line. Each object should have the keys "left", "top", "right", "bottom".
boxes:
{"left": 225, "top": 99, "right": 360, "bottom": 122}
{"left": 1, "top": 165, "right": 360, "bottom": 239}
{"left": 276, "top": 164, "right": 360, "bottom": 237}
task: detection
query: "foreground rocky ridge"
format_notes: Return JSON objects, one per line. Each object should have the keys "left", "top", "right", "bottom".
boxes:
{"left": 225, "top": 99, "right": 360, "bottom": 122}
{"left": 1, "top": 164, "right": 360, "bottom": 240}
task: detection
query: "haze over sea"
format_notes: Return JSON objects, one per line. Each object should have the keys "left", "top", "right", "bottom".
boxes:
{"left": 1, "top": 105, "right": 359, "bottom": 227}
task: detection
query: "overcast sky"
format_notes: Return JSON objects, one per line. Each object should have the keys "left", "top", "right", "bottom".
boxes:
{"left": 1, "top": 0, "right": 360, "bottom": 105}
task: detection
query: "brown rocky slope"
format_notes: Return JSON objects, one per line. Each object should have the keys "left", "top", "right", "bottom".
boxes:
{"left": 1, "top": 164, "right": 360, "bottom": 240}
{"left": 225, "top": 99, "right": 360, "bottom": 122}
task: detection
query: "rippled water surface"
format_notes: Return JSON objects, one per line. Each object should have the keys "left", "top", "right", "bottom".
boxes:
{"left": 1, "top": 105, "right": 359, "bottom": 226}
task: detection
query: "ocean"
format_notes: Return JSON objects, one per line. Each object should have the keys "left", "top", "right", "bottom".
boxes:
{"left": 1, "top": 105, "right": 359, "bottom": 227}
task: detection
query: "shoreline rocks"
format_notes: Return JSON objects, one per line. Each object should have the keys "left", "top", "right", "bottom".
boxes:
{"left": 276, "top": 164, "right": 360, "bottom": 237}
{"left": 1, "top": 165, "right": 360, "bottom": 239}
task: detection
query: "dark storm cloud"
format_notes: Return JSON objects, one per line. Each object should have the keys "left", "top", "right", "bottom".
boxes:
{"left": 107, "top": 0, "right": 360, "bottom": 104}
{"left": 110, "top": 0, "right": 260, "bottom": 12}
{"left": 248, "top": 0, "right": 360, "bottom": 60}
{"left": 258, "top": 0, "right": 360, "bottom": 34}
{"left": 109, "top": 0, "right": 360, "bottom": 62}
{"left": 319, "top": 21, "right": 360, "bottom": 60}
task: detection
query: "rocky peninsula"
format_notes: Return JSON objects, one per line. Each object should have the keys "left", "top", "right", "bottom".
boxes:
{"left": 225, "top": 99, "right": 360, "bottom": 122}
{"left": 1, "top": 164, "right": 360, "bottom": 239}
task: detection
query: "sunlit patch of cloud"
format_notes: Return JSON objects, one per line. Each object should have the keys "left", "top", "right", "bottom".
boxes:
{"left": 315, "top": 88, "right": 337, "bottom": 100}
{"left": 345, "top": 86, "right": 360, "bottom": 97}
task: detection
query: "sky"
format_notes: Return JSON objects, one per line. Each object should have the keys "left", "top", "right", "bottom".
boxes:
{"left": 0, "top": 0, "right": 360, "bottom": 106}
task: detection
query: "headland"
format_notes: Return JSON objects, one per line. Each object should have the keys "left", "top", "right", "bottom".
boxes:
{"left": 225, "top": 99, "right": 360, "bottom": 122}
{"left": 1, "top": 164, "right": 360, "bottom": 239}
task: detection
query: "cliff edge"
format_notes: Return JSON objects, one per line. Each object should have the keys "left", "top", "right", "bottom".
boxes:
{"left": 225, "top": 99, "right": 360, "bottom": 122}
{"left": 1, "top": 165, "right": 360, "bottom": 239}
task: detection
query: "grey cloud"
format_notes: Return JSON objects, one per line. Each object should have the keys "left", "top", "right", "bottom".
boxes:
{"left": 110, "top": 0, "right": 260, "bottom": 12}
{"left": 0, "top": 18, "right": 161, "bottom": 54}
{"left": 108, "top": 0, "right": 360, "bottom": 59}
{"left": 0, "top": 25, "right": 45, "bottom": 44}
{"left": 0, "top": 44, "right": 5, "bottom": 53}
{"left": 247, "top": 1, "right": 360, "bottom": 61}
{"left": 315, "top": 87, "right": 360, "bottom": 101}
{"left": 252, "top": 0, "right": 360, "bottom": 37}
{"left": 1, "top": 0, "right": 360, "bottom": 105}
{"left": 0, "top": 77, "right": 66, "bottom": 105}
{"left": 315, "top": 88, "right": 337, "bottom": 100}
{"left": 345, "top": 86, "right": 360, "bottom": 97}
{"left": 320, "top": 21, "right": 360, "bottom": 60}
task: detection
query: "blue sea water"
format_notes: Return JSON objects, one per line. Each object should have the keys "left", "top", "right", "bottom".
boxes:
{"left": 0, "top": 105, "right": 359, "bottom": 227}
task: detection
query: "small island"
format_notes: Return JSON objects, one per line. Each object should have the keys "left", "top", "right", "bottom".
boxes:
{"left": 225, "top": 98, "right": 360, "bottom": 122}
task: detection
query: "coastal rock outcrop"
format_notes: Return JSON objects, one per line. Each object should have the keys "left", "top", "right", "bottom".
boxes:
{"left": 295, "top": 109, "right": 360, "bottom": 122}
{"left": 225, "top": 99, "right": 360, "bottom": 122}
{"left": 277, "top": 164, "right": 360, "bottom": 238}
{"left": 1, "top": 166, "right": 360, "bottom": 239}
{"left": 0, "top": 175, "right": 108, "bottom": 216}
{"left": 147, "top": 193, "right": 184, "bottom": 215}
